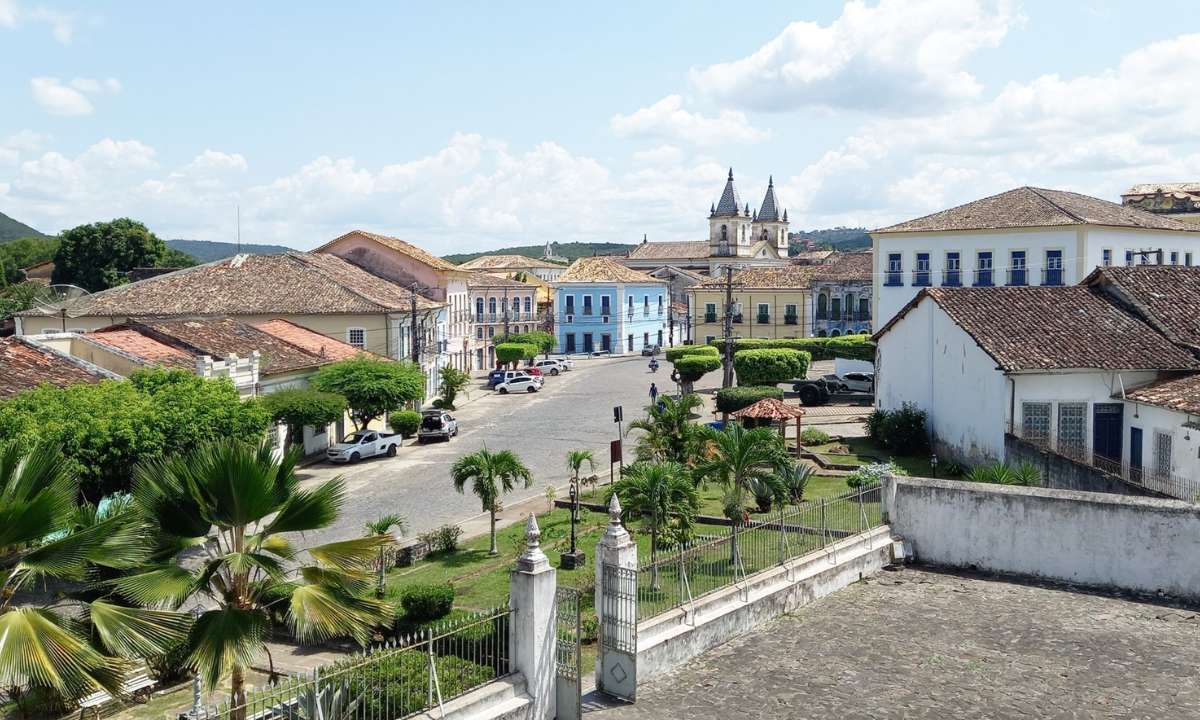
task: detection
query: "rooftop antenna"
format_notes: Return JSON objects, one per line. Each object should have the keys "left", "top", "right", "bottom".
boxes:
{"left": 236, "top": 204, "right": 241, "bottom": 254}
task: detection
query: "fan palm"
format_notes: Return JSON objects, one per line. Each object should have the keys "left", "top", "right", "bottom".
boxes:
{"left": 451, "top": 448, "right": 533, "bottom": 556}
{"left": 626, "top": 394, "right": 705, "bottom": 464}
{"left": 364, "top": 514, "right": 407, "bottom": 599}
{"left": 0, "top": 441, "right": 189, "bottom": 705}
{"left": 693, "top": 423, "right": 791, "bottom": 566}
{"left": 566, "top": 449, "right": 595, "bottom": 498}
{"left": 118, "top": 440, "right": 393, "bottom": 718}
{"left": 609, "top": 462, "right": 697, "bottom": 590}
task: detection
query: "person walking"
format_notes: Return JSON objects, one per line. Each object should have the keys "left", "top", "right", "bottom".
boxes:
{"left": 649, "top": 382, "right": 659, "bottom": 404}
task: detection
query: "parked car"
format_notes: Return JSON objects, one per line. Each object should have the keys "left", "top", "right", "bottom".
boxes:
{"left": 525, "top": 366, "right": 544, "bottom": 377}
{"left": 527, "top": 359, "right": 564, "bottom": 376}
{"left": 641, "top": 345, "right": 661, "bottom": 356}
{"left": 418, "top": 410, "right": 458, "bottom": 442}
{"left": 486, "top": 369, "right": 507, "bottom": 388}
{"left": 326, "top": 430, "right": 401, "bottom": 463}
{"left": 551, "top": 357, "right": 575, "bottom": 371}
{"left": 495, "top": 372, "right": 544, "bottom": 394}
{"left": 825, "top": 371, "right": 874, "bottom": 393}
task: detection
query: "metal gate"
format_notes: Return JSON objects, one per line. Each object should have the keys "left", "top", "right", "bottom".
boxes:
{"left": 555, "top": 586, "right": 582, "bottom": 720}
{"left": 599, "top": 562, "right": 638, "bottom": 701}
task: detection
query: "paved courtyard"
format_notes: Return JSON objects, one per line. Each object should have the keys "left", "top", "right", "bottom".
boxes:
{"left": 589, "top": 566, "right": 1200, "bottom": 719}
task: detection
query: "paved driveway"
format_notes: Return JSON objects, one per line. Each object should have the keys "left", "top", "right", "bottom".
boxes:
{"left": 296, "top": 355, "right": 679, "bottom": 546}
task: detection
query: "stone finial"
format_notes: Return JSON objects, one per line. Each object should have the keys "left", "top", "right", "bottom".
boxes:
{"left": 516, "top": 512, "right": 549, "bottom": 572}
{"left": 608, "top": 493, "right": 622, "bottom": 525}
{"left": 768, "top": 174, "right": 774, "bottom": 187}
{"left": 727, "top": 167, "right": 734, "bottom": 181}
{"left": 525, "top": 512, "right": 541, "bottom": 551}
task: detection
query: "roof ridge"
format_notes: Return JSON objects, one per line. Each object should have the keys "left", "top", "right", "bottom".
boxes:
{"left": 1024, "top": 186, "right": 1087, "bottom": 224}
{"left": 286, "top": 251, "right": 399, "bottom": 312}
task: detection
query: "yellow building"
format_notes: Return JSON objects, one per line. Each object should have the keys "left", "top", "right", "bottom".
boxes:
{"left": 688, "top": 265, "right": 818, "bottom": 345}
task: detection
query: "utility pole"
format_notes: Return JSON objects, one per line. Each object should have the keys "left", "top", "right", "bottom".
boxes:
{"left": 503, "top": 287, "right": 511, "bottom": 337}
{"left": 409, "top": 283, "right": 422, "bottom": 364}
{"left": 722, "top": 265, "right": 736, "bottom": 388}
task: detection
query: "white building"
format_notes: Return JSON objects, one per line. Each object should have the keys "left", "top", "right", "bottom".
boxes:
{"left": 870, "top": 186, "right": 1200, "bottom": 327}
{"left": 873, "top": 266, "right": 1200, "bottom": 495}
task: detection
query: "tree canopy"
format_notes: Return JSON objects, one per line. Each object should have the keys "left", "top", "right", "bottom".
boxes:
{"left": 494, "top": 342, "right": 538, "bottom": 368}
{"left": 261, "top": 388, "right": 348, "bottom": 448}
{"left": 52, "top": 218, "right": 170, "bottom": 291}
{"left": 495, "top": 330, "right": 555, "bottom": 356}
{"left": 0, "top": 236, "right": 58, "bottom": 285}
{"left": 732, "top": 348, "right": 810, "bottom": 386}
{"left": 311, "top": 356, "right": 425, "bottom": 430}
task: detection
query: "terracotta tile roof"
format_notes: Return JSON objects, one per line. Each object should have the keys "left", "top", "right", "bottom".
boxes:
{"left": 457, "top": 254, "right": 564, "bottom": 271}
{"left": 698, "top": 264, "right": 819, "bottom": 289}
{"left": 790, "top": 250, "right": 836, "bottom": 265}
{"left": 813, "top": 252, "right": 872, "bottom": 283}
{"left": 1085, "top": 266, "right": 1200, "bottom": 351}
{"left": 0, "top": 336, "right": 111, "bottom": 397}
{"left": 875, "top": 286, "right": 1199, "bottom": 372}
{"left": 20, "top": 251, "right": 442, "bottom": 318}
{"left": 466, "top": 272, "right": 541, "bottom": 289}
{"left": 254, "top": 319, "right": 365, "bottom": 362}
{"left": 627, "top": 241, "right": 711, "bottom": 260}
{"left": 84, "top": 328, "right": 194, "bottom": 369}
{"left": 557, "top": 256, "right": 663, "bottom": 284}
{"left": 319, "top": 230, "right": 462, "bottom": 272}
{"left": 1123, "top": 373, "right": 1200, "bottom": 416}
{"left": 874, "top": 187, "right": 1195, "bottom": 234}
{"left": 730, "top": 397, "right": 806, "bottom": 420}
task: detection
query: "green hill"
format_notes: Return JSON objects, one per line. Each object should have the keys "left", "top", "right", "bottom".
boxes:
{"left": 166, "top": 239, "right": 292, "bottom": 263}
{"left": 789, "top": 227, "right": 871, "bottom": 253}
{"left": 443, "top": 242, "right": 634, "bottom": 265}
{"left": 0, "top": 212, "right": 49, "bottom": 243}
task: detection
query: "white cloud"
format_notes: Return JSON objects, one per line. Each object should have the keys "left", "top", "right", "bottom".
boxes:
{"left": 690, "top": 0, "right": 1019, "bottom": 113}
{"left": 0, "top": 0, "right": 16, "bottom": 26}
{"left": 1, "top": 2, "right": 76, "bottom": 43}
{"left": 30, "top": 76, "right": 121, "bottom": 116}
{"left": 69, "top": 77, "right": 121, "bottom": 94}
{"left": 611, "top": 95, "right": 769, "bottom": 145}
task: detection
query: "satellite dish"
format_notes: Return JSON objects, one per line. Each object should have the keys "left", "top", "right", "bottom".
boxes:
{"left": 30, "top": 284, "right": 93, "bottom": 318}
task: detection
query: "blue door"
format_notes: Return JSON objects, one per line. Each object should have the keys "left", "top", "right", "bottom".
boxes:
{"left": 583, "top": 333, "right": 594, "bottom": 353}
{"left": 1092, "top": 404, "right": 1122, "bottom": 465}
{"left": 1130, "top": 427, "right": 1143, "bottom": 482}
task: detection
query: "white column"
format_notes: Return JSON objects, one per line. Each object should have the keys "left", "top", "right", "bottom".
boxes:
{"left": 594, "top": 494, "right": 638, "bottom": 695}
{"left": 509, "top": 514, "right": 557, "bottom": 720}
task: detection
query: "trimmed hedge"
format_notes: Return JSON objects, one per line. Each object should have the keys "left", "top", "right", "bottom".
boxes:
{"left": 390, "top": 410, "right": 421, "bottom": 438}
{"left": 674, "top": 354, "right": 722, "bottom": 383}
{"left": 715, "top": 385, "right": 784, "bottom": 414}
{"left": 709, "top": 336, "right": 874, "bottom": 362}
{"left": 494, "top": 342, "right": 539, "bottom": 367}
{"left": 400, "top": 582, "right": 455, "bottom": 622}
{"left": 732, "top": 348, "right": 810, "bottom": 387}
{"left": 665, "top": 345, "right": 719, "bottom": 363}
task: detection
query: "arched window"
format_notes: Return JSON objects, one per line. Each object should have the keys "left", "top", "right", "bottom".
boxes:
{"left": 524, "top": 297, "right": 532, "bottom": 313}
{"left": 720, "top": 225, "right": 728, "bottom": 241}
{"left": 761, "top": 229, "right": 768, "bottom": 242}
{"left": 817, "top": 294, "right": 828, "bottom": 320}
{"left": 488, "top": 297, "right": 496, "bottom": 314}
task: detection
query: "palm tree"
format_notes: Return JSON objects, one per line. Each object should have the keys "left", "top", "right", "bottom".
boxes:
{"left": 609, "top": 462, "right": 697, "bottom": 590}
{"left": 694, "top": 423, "right": 791, "bottom": 566}
{"left": 0, "top": 441, "right": 189, "bottom": 708}
{"left": 364, "top": 514, "right": 407, "bottom": 599}
{"left": 119, "top": 440, "right": 393, "bottom": 718}
{"left": 566, "top": 449, "right": 595, "bottom": 497}
{"left": 451, "top": 448, "right": 533, "bottom": 556}
{"left": 626, "top": 394, "right": 705, "bottom": 464}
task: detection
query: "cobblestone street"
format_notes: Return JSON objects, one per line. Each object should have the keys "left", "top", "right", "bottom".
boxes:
{"left": 589, "top": 567, "right": 1200, "bottom": 719}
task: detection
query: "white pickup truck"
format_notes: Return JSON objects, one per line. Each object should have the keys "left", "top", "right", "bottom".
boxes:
{"left": 326, "top": 430, "right": 401, "bottom": 463}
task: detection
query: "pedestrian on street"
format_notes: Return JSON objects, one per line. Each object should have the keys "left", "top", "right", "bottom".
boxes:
{"left": 649, "top": 382, "right": 658, "bottom": 404}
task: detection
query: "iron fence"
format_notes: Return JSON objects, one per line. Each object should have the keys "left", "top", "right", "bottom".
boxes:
{"left": 635, "top": 483, "right": 882, "bottom": 621}
{"left": 188, "top": 605, "right": 511, "bottom": 720}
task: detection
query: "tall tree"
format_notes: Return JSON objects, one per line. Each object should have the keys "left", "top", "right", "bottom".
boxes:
{"left": 626, "top": 394, "right": 705, "bottom": 465}
{"left": 53, "top": 218, "right": 168, "bottom": 291}
{"left": 566, "top": 448, "right": 595, "bottom": 497}
{"left": 364, "top": 514, "right": 407, "bottom": 598}
{"left": 609, "top": 461, "right": 698, "bottom": 590}
{"left": 119, "top": 441, "right": 393, "bottom": 717}
{"left": 693, "top": 424, "right": 791, "bottom": 566}
{"left": 0, "top": 235, "right": 59, "bottom": 285}
{"left": 261, "top": 388, "right": 347, "bottom": 451}
{"left": 0, "top": 441, "right": 189, "bottom": 708}
{"left": 311, "top": 356, "right": 425, "bottom": 430}
{"left": 450, "top": 448, "right": 533, "bottom": 556}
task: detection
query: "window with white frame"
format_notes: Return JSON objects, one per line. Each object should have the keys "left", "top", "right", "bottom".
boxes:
{"left": 1022, "top": 402, "right": 1051, "bottom": 444}
{"left": 347, "top": 327, "right": 365, "bottom": 349}
{"left": 1154, "top": 431, "right": 1173, "bottom": 478}
{"left": 1057, "top": 402, "right": 1087, "bottom": 458}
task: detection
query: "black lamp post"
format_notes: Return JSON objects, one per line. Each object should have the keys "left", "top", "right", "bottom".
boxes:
{"left": 560, "top": 478, "right": 586, "bottom": 570}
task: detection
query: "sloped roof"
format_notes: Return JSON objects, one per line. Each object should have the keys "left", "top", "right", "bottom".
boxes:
{"left": 1084, "top": 266, "right": 1200, "bottom": 351}
{"left": 1123, "top": 374, "right": 1200, "bottom": 416}
{"left": 758, "top": 176, "right": 781, "bottom": 222}
{"left": 1124, "top": 183, "right": 1200, "bottom": 196}
{"left": 791, "top": 250, "right": 837, "bottom": 265}
{"left": 713, "top": 168, "right": 743, "bottom": 217}
{"left": 874, "top": 286, "right": 1199, "bottom": 372}
{"left": 698, "top": 264, "right": 819, "bottom": 290}
{"left": 627, "top": 241, "right": 710, "bottom": 260}
{"left": 0, "top": 336, "right": 112, "bottom": 397}
{"left": 748, "top": 240, "right": 782, "bottom": 259}
{"left": 466, "top": 272, "right": 541, "bottom": 289}
{"left": 874, "top": 187, "right": 1195, "bottom": 234}
{"left": 254, "top": 319, "right": 365, "bottom": 362}
{"left": 457, "top": 254, "right": 564, "bottom": 271}
{"left": 731, "top": 397, "right": 806, "bottom": 420}
{"left": 557, "top": 256, "right": 663, "bottom": 284}
{"left": 84, "top": 328, "right": 193, "bottom": 369}
{"left": 813, "top": 252, "right": 872, "bottom": 283}
{"left": 19, "top": 252, "right": 442, "bottom": 318}
{"left": 319, "top": 230, "right": 462, "bottom": 272}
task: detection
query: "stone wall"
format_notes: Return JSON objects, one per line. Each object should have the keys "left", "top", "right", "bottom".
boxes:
{"left": 884, "top": 476, "right": 1200, "bottom": 600}
{"left": 1003, "top": 433, "right": 1163, "bottom": 498}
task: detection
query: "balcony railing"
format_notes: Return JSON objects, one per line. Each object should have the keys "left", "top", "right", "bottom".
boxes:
{"left": 973, "top": 269, "right": 994, "bottom": 287}
{"left": 756, "top": 313, "right": 770, "bottom": 324}
{"left": 1042, "top": 268, "right": 1064, "bottom": 286}
{"left": 884, "top": 270, "right": 903, "bottom": 286}
{"left": 475, "top": 313, "right": 484, "bottom": 323}
{"left": 943, "top": 269, "right": 962, "bottom": 286}
{"left": 784, "top": 314, "right": 798, "bottom": 325}
{"left": 704, "top": 312, "right": 717, "bottom": 323}
{"left": 1007, "top": 268, "right": 1028, "bottom": 286}
{"left": 911, "top": 269, "right": 931, "bottom": 287}
{"left": 582, "top": 307, "right": 593, "bottom": 316}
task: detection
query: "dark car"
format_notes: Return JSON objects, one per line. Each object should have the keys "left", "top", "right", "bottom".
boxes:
{"left": 487, "top": 369, "right": 507, "bottom": 388}
{"left": 641, "top": 344, "right": 661, "bottom": 356}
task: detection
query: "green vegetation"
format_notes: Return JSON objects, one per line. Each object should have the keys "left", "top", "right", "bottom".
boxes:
{"left": 672, "top": 353, "right": 722, "bottom": 394}
{"left": 787, "top": 227, "right": 870, "bottom": 253}
{"left": 866, "top": 403, "right": 929, "bottom": 455}
{"left": 965, "top": 461, "right": 1041, "bottom": 486}
{"left": 164, "top": 239, "right": 290, "bottom": 263}
{"left": 365, "top": 514, "right": 408, "bottom": 598}
{"left": 732, "top": 348, "right": 810, "bottom": 386}
{"left": 0, "top": 212, "right": 47, "bottom": 243}
{"left": 0, "top": 368, "right": 269, "bottom": 499}
{"left": 694, "top": 423, "right": 791, "bottom": 557}
{"left": 626, "top": 394, "right": 705, "bottom": 464}
{"left": 312, "top": 356, "right": 425, "bottom": 430}
{"left": 709, "top": 336, "right": 874, "bottom": 362}
{"left": 663, "top": 344, "right": 718, "bottom": 363}
{"left": 399, "top": 583, "right": 456, "bottom": 622}
{"left": 608, "top": 461, "right": 698, "bottom": 589}
{"left": 0, "top": 235, "right": 58, "bottom": 284}
{"left": 494, "top": 330, "right": 555, "bottom": 357}
{"left": 390, "top": 409, "right": 422, "bottom": 438}
{"left": 800, "top": 428, "right": 831, "bottom": 445}
{"left": 434, "top": 366, "right": 470, "bottom": 409}
{"left": 847, "top": 461, "right": 907, "bottom": 489}
{"left": 442, "top": 242, "right": 633, "bottom": 265}
{"left": 450, "top": 448, "right": 534, "bottom": 556}
{"left": 261, "top": 388, "right": 347, "bottom": 451}
{"left": 494, "top": 342, "right": 538, "bottom": 367}
{"left": 714, "top": 385, "right": 784, "bottom": 414}
{"left": 52, "top": 218, "right": 193, "bottom": 291}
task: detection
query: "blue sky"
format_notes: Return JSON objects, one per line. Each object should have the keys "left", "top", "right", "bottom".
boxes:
{"left": 1, "top": 1, "right": 1198, "bottom": 254}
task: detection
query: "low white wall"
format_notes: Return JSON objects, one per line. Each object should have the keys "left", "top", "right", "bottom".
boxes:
{"left": 636, "top": 525, "right": 893, "bottom": 681}
{"left": 884, "top": 477, "right": 1200, "bottom": 599}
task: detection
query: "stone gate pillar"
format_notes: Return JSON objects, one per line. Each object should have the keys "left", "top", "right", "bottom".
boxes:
{"left": 510, "top": 514, "right": 557, "bottom": 720}
{"left": 595, "top": 494, "right": 638, "bottom": 699}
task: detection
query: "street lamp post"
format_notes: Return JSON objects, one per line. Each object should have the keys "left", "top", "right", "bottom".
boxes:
{"left": 560, "top": 478, "right": 586, "bottom": 569}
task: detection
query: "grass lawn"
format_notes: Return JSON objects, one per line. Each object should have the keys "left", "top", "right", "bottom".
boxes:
{"left": 802, "top": 436, "right": 959, "bottom": 479}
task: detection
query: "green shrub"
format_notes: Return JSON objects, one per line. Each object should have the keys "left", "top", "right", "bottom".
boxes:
{"left": 866, "top": 403, "right": 928, "bottom": 454}
{"left": 800, "top": 428, "right": 831, "bottom": 445}
{"left": 495, "top": 342, "right": 539, "bottom": 367}
{"left": 846, "top": 461, "right": 907, "bottom": 489}
{"left": 390, "top": 410, "right": 422, "bottom": 438}
{"left": 965, "top": 461, "right": 1041, "bottom": 486}
{"left": 417, "top": 524, "right": 463, "bottom": 553}
{"left": 400, "top": 583, "right": 455, "bottom": 622}
{"left": 715, "top": 386, "right": 784, "bottom": 413}
{"left": 674, "top": 354, "right": 722, "bottom": 387}
{"left": 348, "top": 651, "right": 494, "bottom": 717}
{"left": 494, "top": 331, "right": 555, "bottom": 356}
{"left": 709, "top": 336, "right": 874, "bottom": 362}
{"left": 665, "top": 345, "right": 719, "bottom": 363}
{"left": 732, "top": 348, "right": 810, "bottom": 386}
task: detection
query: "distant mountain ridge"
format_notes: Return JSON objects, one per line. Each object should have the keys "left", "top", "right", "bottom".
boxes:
{"left": 166, "top": 239, "right": 292, "bottom": 263}
{"left": 789, "top": 227, "right": 871, "bottom": 252}
{"left": 443, "top": 242, "right": 635, "bottom": 265}
{"left": 0, "top": 212, "right": 49, "bottom": 243}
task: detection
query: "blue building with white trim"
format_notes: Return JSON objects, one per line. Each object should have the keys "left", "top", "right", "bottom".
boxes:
{"left": 553, "top": 257, "right": 668, "bottom": 354}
